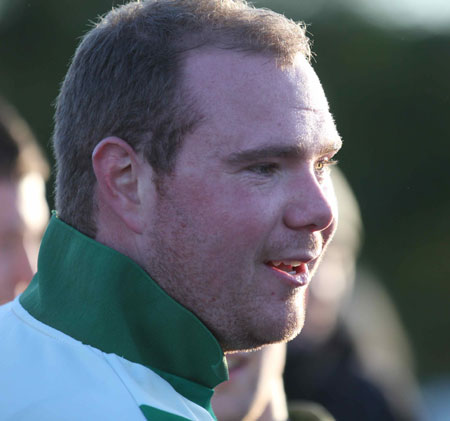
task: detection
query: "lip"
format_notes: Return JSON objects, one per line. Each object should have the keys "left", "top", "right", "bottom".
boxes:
{"left": 265, "top": 258, "right": 313, "bottom": 287}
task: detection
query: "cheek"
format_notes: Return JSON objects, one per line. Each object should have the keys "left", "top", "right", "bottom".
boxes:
{"left": 178, "top": 180, "right": 270, "bottom": 242}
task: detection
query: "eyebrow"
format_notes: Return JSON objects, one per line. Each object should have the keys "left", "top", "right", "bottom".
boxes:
{"left": 225, "top": 140, "right": 342, "bottom": 165}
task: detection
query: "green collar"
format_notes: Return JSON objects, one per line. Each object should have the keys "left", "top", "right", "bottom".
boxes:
{"left": 20, "top": 215, "right": 228, "bottom": 413}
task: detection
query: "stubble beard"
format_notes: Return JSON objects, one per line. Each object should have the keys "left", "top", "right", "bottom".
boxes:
{"left": 142, "top": 228, "right": 308, "bottom": 353}
{"left": 139, "top": 189, "right": 313, "bottom": 353}
{"left": 218, "top": 286, "right": 307, "bottom": 353}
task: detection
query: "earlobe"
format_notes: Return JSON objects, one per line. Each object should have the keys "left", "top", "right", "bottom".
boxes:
{"left": 92, "top": 137, "right": 144, "bottom": 234}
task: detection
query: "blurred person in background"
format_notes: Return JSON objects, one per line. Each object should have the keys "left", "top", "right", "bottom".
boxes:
{"left": 212, "top": 343, "right": 336, "bottom": 421}
{"left": 0, "top": 96, "right": 49, "bottom": 305}
{"left": 284, "top": 168, "right": 423, "bottom": 421}
{"left": 212, "top": 343, "right": 291, "bottom": 421}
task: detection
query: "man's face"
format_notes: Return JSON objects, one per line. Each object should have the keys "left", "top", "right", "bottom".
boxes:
{"left": 0, "top": 180, "right": 33, "bottom": 305}
{"left": 137, "top": 50, "right": 341, "bottom": 351}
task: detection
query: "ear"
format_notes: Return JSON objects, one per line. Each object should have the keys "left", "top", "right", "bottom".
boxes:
{"left": 92, "top": 137, "right": 146, "bottom": 234}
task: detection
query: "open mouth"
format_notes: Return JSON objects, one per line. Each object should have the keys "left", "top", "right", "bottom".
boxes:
{"left": 266, "top": 260, "right": 306, "bottom": 275}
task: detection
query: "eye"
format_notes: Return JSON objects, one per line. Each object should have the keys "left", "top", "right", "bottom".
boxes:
{"left": 314, "top": 157, "right": 339, "bottom": 182}
{"left": 315, "top": 157, "right": 338, "bottom": 173}
{"left": 246, "top": 163, "right": 280, "bottom": 176}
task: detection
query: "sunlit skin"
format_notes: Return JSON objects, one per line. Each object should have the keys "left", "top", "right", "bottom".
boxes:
{"left": 0, "top": 180, "right": 33, "bottom": 305}
{"left": 133, "top": 51, "right": 341, "bottom": 351}
{"left": 94, "top": 50, "right": 342, "bottom": 352}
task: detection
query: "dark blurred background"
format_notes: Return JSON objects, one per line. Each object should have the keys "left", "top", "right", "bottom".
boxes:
{"left": 1, "top": 0, "right": 448, "bottom": 407}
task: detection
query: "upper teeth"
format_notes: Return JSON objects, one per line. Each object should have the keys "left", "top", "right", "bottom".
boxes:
{"left": 272, "top": 260, "right": 302, "bottom": 267}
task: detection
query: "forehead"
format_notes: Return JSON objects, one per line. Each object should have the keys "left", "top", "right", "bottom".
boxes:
{"left": 181, "top": 50, "right": 341, "bottom": 157}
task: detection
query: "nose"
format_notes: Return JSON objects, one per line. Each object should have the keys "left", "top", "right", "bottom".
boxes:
{"left": 282, "top": 171, "right": 336, "bottom": 233}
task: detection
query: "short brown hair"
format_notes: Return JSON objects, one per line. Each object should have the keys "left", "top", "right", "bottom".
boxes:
{"left": 53, "top": 0, "right": 311, "bottom": 236}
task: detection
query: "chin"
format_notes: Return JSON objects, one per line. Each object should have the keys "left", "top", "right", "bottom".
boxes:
{"left": 222, "top": 310, "right": 305, "bottom": 352}
{"left": 263, "top": 296, "right": 307, "bottom": 343}
{"left": 270, "top": 313, "right": 305, "bottom": 344}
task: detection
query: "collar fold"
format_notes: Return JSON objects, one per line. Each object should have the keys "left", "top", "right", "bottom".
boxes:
{"left": 20, "top": 215, "right": 227, "bottom": 411}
